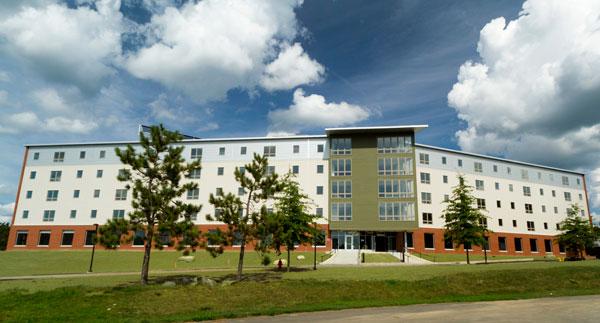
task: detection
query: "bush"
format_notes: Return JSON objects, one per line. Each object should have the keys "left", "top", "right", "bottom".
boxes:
{"left": 261, "top": 254, "right": 271, "bottom": 267}
{"left": 0, "top": 222, "right": 9, "bottom": 251}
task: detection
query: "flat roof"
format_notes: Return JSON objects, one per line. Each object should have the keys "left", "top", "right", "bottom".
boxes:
{"left": 416, "top": 144, "right": 584, "bottom": 176}
{"left": 325, "top": 125, "right": 428, "bottom": 135}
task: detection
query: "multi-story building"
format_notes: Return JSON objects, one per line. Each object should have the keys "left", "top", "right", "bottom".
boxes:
{"left": 6, "top": 125, "right": 592, "bottom": 257}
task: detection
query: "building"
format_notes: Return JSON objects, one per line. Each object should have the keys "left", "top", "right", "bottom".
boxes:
{"left": 6, "top": 125, "right": 593, "bottom": 257}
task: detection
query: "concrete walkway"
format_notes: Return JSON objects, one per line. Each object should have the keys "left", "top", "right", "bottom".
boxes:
{"left": 221, "top": 295, "right": 600, "bottom": 323}
{"left": 320, "top": 250, "right": 360, "bottom": 265}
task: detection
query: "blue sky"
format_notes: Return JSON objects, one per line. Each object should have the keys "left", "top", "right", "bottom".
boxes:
{"left": 1, "top": 0, "right": 599, "bottom": 222}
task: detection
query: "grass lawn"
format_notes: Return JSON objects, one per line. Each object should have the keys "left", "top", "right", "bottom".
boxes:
{"left": 412, "top": 252, "right": 549, "bottom": 263}
{"left": 0, "top": 250, "right": 329, "bottom": 277}
{"left": 1, "top": 261, "right": 599, "bottom": 322}
{"left": 362, "top": 253, "right": 400, "bottom": 263}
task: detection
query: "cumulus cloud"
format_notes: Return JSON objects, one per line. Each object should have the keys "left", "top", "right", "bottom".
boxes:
{"left": 0, "top": 111, "right": 97, "bottom": 134}
{"left": 260, "top": 42, "right": 325, "bottom": 91}
{"left": 0, "top": 112, "right": 41, "bottom": 134}
{"left": 447, "top": 0, "right": 600, "bottom": 208}
{"left": 268, "top": 88, "right": 370, "bottom": 134}
{"left": 0, "top": 71, "right": 9, "bottom": 82}
{"left": 43, "top": 117, "right": 98, "bottom": 133}
{"left": 0, "top": 0, "right": 123, "bottom": 95}
{"left": 0, "top": 202, "right": 14, "bottom": 223}
{"left": 125, "top": 0, "right": 320, "bottom": 102}
{"left": 33, "top": 88, "right": 70, "bottom": 112}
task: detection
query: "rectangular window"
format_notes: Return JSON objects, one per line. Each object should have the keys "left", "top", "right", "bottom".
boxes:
{"left": 474, "top": 162, "right": 483, "bottom": 173}
{"left": 316, "top": 186, "right": 323, "bottom": 195}
{"left": 525, "top": 203, "right": 533, "bottom": 214}
{"left": 77, "top": 170, "right": 83, "bottom": 178}
{"left": 316, "top": 207, "right": 323, "bottom": 217}
{"left": 53, "top": 152, "right": 65, "bottom": 162}
{"left": 564, "top": 192, "right": 571, "bottom": 201}
{"left": 544, "top": 222, "right": 548, "bottom": 230}
{"left": 422, "top": 212, "right": 432, "bottom": 224}
{"left": 444, "top": 194, "right": 449, "bottom": 202}
{"left": 444, "top": 237, "right": 453, "bottom": 249}
{"left": 85, "top": 230, "right": 96, "bottom": 246}
{"left": 80, "top": 151, "right": 86, "bottom": 159}
{"left": 421, "top": 192, "right": 432, "bottom": 204}
{"left": 115, "top": 189, "right": 127, "bottom": 201}
{"left": 424, "top": 233, "right": 434, "bottom": 249}
{"left": 539, "top": 188, "right": 544, "bottom": 196}
{"left": 331, "top": 203, "right": 352, "bottom": 221}
{"left": 33, "top": 152, "right": 39, "bottom": 160}
{"left": 26, "top": 190, "right": 32, "bottom": 199}
{"left": 420, "top": 172, "right": 431, "bottom": 184}
{"left": 46, "top": 190, "right": 58, "bottom": 201}
{"left": 419, "top": 153, "right": 429, "bottom": 165}
{"left": 476, "top": 198, "right": 486, "bottom": 209}
{"left": 378, "top": 157, "right": 413, "bottom": 175}
{"left": 496, "top": 200, "right": 501, "bottom": 208}
{"left": 99, "top": 150, "right": 106, "bottom": 159}
{"left": 513, "top": 219, "right": 517, "bottom": 227}
{"left": 554, "top": 206, "right": 558, "bottom": 214}
{"left": 217, "top": 167, "right": 224, "bottom": 175}
{"left": 507, "top": 167, "right": 511, "bottom": 174}
{"left": 238, "top": 187, "right": 245, "bottom": 196}
{"left": 73, "top": 190, "right": 80, "bottom": 198}
{"left": 133, "top": 231, "right": 145, "bottom": 246}
{"left": 15, "top": 231, "right": 28, "bottom": 246}
{"left": 43, "top": 210, "right": 55, "bottom": 222}
{"left": 475, "top": 180, "right": 484, "bottom": 191}
{"left": 515, "top": 238, "right": 522, "bottom": 252}
{"left": 61, "top": 231, "right": 74, "bottom": 246}
{"left": 266, "top": 166, "right": 275, "bottom": 176}
{"left": 542, "top": 205, "right": 546, "bottom": 213}
{"left": 498, "top": 218, "right": 503, "bottom": 226}
{"left": 188, "top": 168, "right": 201, "bottom": 179}
{"left": 191, "top": 148, "right": 202, "bottom": 159}
{"left": 263, "top": 145, "right": 276, "bottom": 157}
{"left": 90, "top": 210, "right": 97, "bottom": 218}
{"left": 562, "top": 176, "right": 569, "bottom": 186}
{"left": 579, "top": 193, "right": 583, "bottom": 200}
{"left": 527, "top": 221, "right": 535, "bottom": 231}
{"left": 317, "top": 144, "right": 324, "bottom": 153}
{"left": 293, "top": 145, "right": 300, "bottom": 153}
{"left": 30, "top": 171, "right": 36, "bottom": 179}
{"left": 521, "top": 169, "right": 528, "bottom": 180}
{"left": 458, "top": 159, "right": 463, "bottom": 167}
{"left": 219, "top": 147, "right": 225, "bottom": 155}
{"left": 96, "top": 170, "right": 103, "bottom": 178}
{"left": 498, "top": 237, "right": 507, "bottom": 251}
{"left": 331, "top": 180, "right": 351, "bottom": 198}
{"left": 377, "top": 136, "right": 412, "bottom": 153}
{"left": 378, "top": 202, "right": 415, "bottom": 221}
{"left": 38, "top": 231, "right": 51, "bottom": 246}
{"left": 50, "top": 170, "right": 62, "bottom": 182}
{"left": 22, "top": 210, "right": 29, "bottom": 219}
{"left": 317, "top": 164, "right": 324, "bottom": 174}
{"left": 509, "top": 184, "right": 513, "bottom": 192}
{"left": 443, "top": 175, "right": 448, "bottom": 184}
{"left": 529, "top": 239, "right": 538, "bottom": 252}
{"left": 442, "top": 156, "right": 447, "bottom": 165}
{"left": 331, "top": 138, "right": 351, "bottom": 155}
{"left": 544, "top": 239, "right": 552, "bottom": 253}
{"left": 378, "top": 179, "right": 414, "bottom": 198}
{"left": 523, "top": 186, "right": 531, "bottom": 196}
{"left": 70, "top": 210, "right": 77, "bottom": 219}
{"left": 93, "top": 189, "right": 100, "bottom": 198}
{"left": 187, "top": 188, "right": 199, "bottom": 199}
{"left": 493, "top": 165, "right": 498, "bottom": 172}
{"left": 406, "top": 232, "right": 413, "bottom": 248}
{"left": 331, "top": 159, "right": 351, "bottom": 176}
{"left": 112, "top": 209, "right": 125, "bottom": 219}
{"left": 552, "top": 190, "right": 556, "bottom": 197}
{"left": 240, "top": 146, "right": 246, "bottom": 155}
{"left": 576, "top": 178, "right": 581, "bottom": 185}
{"left": 292, "top": 165, "right": 299, "bottom": 174}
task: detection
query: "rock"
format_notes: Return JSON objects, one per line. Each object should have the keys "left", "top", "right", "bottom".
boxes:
{"left": 162, "top": 281, "right": 176, "bottom": 287}
{"left": 296, "top": 255, "right": 305, "bottom": 260}
{"left": 221, "top": 279, "right": 236, "bottom": 286}
{"left": 177, "top": 256, "right": 195, "bottom": 263}
{"left": 201, "top": 277, "right": 217, "bottom": 287}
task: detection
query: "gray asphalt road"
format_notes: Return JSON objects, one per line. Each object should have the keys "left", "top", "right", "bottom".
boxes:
{"left": 219, "top": 295, "right": 600, "bottom": 322}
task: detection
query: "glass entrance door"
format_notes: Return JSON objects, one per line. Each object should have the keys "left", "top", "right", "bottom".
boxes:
{"left": 345, "top": 235, "right": 353, "bottom": 250}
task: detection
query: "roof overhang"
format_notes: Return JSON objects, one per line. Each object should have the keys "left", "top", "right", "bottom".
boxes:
{"left": 325, "top": 125, "right": 428, "bottom": 135}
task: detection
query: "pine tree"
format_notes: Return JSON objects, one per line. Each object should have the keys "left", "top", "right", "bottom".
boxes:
{"left": 557, "top": 204, "right": 598, "bottom": 260}
{"left": 207, "top": 153, "right": 281, "bottom": 280}
{"left": 98, "top": 125, "right": 202, "bottom": 285}
{"left": 441, "top": 175, "right": 489, "bottom": 264}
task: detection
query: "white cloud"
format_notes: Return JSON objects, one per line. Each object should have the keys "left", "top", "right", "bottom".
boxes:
{"left": 43, "top": 117, "right": 98, "bottom": 133}
{"left": 260, "top": 42, "right": 325, "bottom": 91}
{"left": 148, "top": 93, "right": 180, "bottom": 121}
{"left": 125, "top": 0, "right": 319, "bottom": 102}
{"left": 0, "top": 90, "right": 8, "bottom": 106}
{"left": 0, "top": 0, "right": 123, "bottom": 94}
{"left": 0, "top": 71, "right": 9, "bottom": 82}
{"left": 0, "top": 112, "right": 41, "bottom": 134}
{"left": 0, "top": 202, "right": 14, "bottom": 223}
{"left": 447, "top": 0, "right": 600, "bottom": 208}
{"left": 198, "top": 122, "right": 220, "bottom": 132}
{"left": 33, "top": 88, "right": 69, "bottom": 112}
{"left": 268, "top": 88, "right": 370, "bottom": 134}
{"left": 0, "top": 111, "right": 97, "bottom": 134}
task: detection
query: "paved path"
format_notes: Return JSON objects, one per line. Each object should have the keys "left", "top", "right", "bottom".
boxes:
{"left": 220, "top": 295, "right": 600, "bottom": 323}
{"left": 320, "top": 250, "right": 359, "bottom": 265}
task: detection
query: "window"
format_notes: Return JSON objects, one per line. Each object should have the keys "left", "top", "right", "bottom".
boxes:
{"left": 556, "top": 223, "right": 561, "bottom": 230}
{"left": 444, "top": 237, "right": 453, "bottom": 249}
{"left": 331, "top": 138, "right": 351, "bottom": 155}
{"left": 33, "top": 152, "right": 40, "bottom": 160}
{"left": 317, "top": 144, "right": 324, "bottom": 153}
{"left": 378, "top": 157, "right": 413, "bottom": 175}
{"left": 419, "top": 153, "right": 429, "bottom": 165}
{"left": 509, "top": 184, "right": 514, "bottom": 192}
{"left": 133, "top": 231, "right": 145, "bottom": 246}
{"left": 562, "top": 176, "right": 569, "bottom": 186}
{"left": 554, "top": 206, "right": 558, "bottom": 214}
{"left": 191, "top": 148, "right": 202, "bottom": 159}
{"left": 112, "top": 209, "right": 125, "bottom": 219}
{"left": 331, "top": 180, "right": 351, "bottom": 198}
{"left": 378, "top": 202, "right": 415, "bottom": 221}
{"left": 422, "top": 212, "right": 432, "bottom": 224}
{"left": 266, "top": 166, "right": 275, "bottom": 176}
{"left": 552, "top": 190, "right": 556, "bottom": 197}
{"left": 521, "top": 169, "right": 528, "bottom": 180}
{"left": 188, "top": 168, "right": 201, "bottom": 179}
{"left": 421, "top": 192, "right": 432, "bottom": 204}
{"left": 512, "top": 219, "right": 517, "bottom": 227}
{"left": 80, "top": 151, "right": 86, "bottom": 159}
{"left": 30, "top": 171, "right": 36, "bottom": 179}
{"left": 22, "top": 210, "right": 29, "bottom": 219}
{"left": 530, "top": 241, "right": 538, "bottom": 253}
{"left": 443, "top": 175, "right": 448, "bottom": 184}
{"left": 496, "top": 200, "right": 501, "bottom": 208}
{"left": 444, "top": 194, "right": 449, "bottom": 202}
{"left": 474, "top": 162, "right": 482, "bottom": 173}
{"left": 219, "top": 147, "right": 225, "bottom": 155}
{"left": 507, "top": 167, "right": 511, "bottom": 174}
{"left": 476, "top": 198, "right": 486, "bottom": 209}
{"left": 525, "top": 203, "right": 533, "bottom": 214}
{"left": 523, "top": 186, "right": 531, "bottom": 196}
{"left": 76, "top": 170, "right": 83, "bottom": 178}
{"left": 576, "top": 178, "right": 581, "bottom": 185}
{"left": 85, "top": 230, "right": 96, "bottom": 246}
{"left": 498, "top": 237, "right": 507, "bottom": 251}
{"left": 495, "top": 182, "right": 500, "bottom": 190}
{"left": 70, "top": 210, "right": 77, "bottom": 219}
{"left": 458, "top": 159, "right": 463, "bottom": 167}
{"left": 377, "top": 136, "right": 411, "bottom": 153}
{"left": 542, "top": 205, "right": 546, "bottom": 213}
{"left": 90, "top": 210, "right": 97, "bottom": 218}
{"left": 292, "top": 165, "right": 299, "bottom": 174}
{"left": 16, "top": 231, "right": 28, "bottom": 246}
{"left": 544, "top": 222, "right": 548, "bottom": 230}
{"left": 115, "top": 189, "right": 127, "bottom": 201}
{"left": 420, "top": 172, "right": 431, "bottom": 184}
{"left": 237, "top": 187, "right": 245, "bottom": 196}
{"left": 216, "top": 187, "right": 223, "bottom": 196}
{"left": 406, "top": 232, "right": 413, "bottom": 248}
{"left": 73, "top": 190, "right": 80, "bottom": 198}
{"left": 379, "top": 179, "right": 414, "bottom": 198}
{"left": 317, "top": 165, "right": 324, "bottom": 174}
{"left": 527, "top": 221, "right": 535, "bottom": 231}
{"left": 93, "top": 189, "right": 100, "bottom": 198}
{"left": 539, "top": 188, "right": 544, "bottom": 196}
{"left": 564, "top": 192, "right": 571, "bottom": 201}
{"left": 493, "top": 165, "right": 498, "bottom": 172}
{"left": 263, "top": 145, "right": 276, "bottom": 157}
{"left": 50, "top": 170, "right": 62, "bottom": 182}
{"left": 43, "top": 210, "right": 55, "bottom": 222}
{"left": 498, "top": 218, "right": 503, "bottom": 226}
{"left": 38, "top": 231, "right": 51, "bottom": 246}
{"left": 99, "top": 150, "right": 106, "bottom": 159}
{"left": 217, "top": 167, "right": 224, "bottom": 176}
{"left": 61, "top": 231, "right": 74, "bottom": 246}
{"left": 26, "top": 191, "right": 32, "bottom": 199}
{"left": 475, "top": 180, "right": 484, "bottom": 191}
{"left": 187, "top": 188, "right": 199, "bottom": 199}
{"left": 331, "top": 159, "right": 351, "bottom": 176}
{"left": 46, "top": 190, "right": 59, "bottom": 201}
{"left": 331, "top": 203, "right": 352, "bottom": 221}
{"left": 293, "top": 145, "right": 300, "bottom": 153}
{"left": 240, "top": 146, "right": 246, "bottom": 155}
{"left": 424, "top": 233, "right": 434, "bottom": 249}
{"left": 316, "top": 186, "right": 323, "bottom": 195}
{"left": 442, "top": 156, "right": 447, "bottom": 165}
{"left": 96, "top": 170, "right": 103, "bottom": 178}
{"left": 53, "top": 151, "right": 65, "bottom": 162}
{"left": 544, "top": 239, "right": 552, "bottom": 253}
{"left": 579, "top": 193, "right": 583, "bottom": 201}
{"left": 316, "top": 208, "right": 323, "bottom": 217}
{"left": 514, "top": 238, "right": 522, "bottom": 252}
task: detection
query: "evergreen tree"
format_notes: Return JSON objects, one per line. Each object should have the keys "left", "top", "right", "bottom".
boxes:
{"left": 0, "top": 222, "right": 9, "bottom": 251}
{"left": 557, "top": 204, "right": 598, "bottom": 260}
{"left": 98, "top": 125, "right": 202, "bottom": 285}
{"left": 268, "top": 173, "right": 319, "bottom": 272}
{"left": 207, "top": 153, "right": 281, "bottom": 280}
{"left": 441, "top": 175, "right": 489, "bottom": 264}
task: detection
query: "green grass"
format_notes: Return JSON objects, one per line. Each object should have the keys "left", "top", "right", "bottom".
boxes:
{"left": 412, "top": 252, "right": 549, "bottom": 263}
{"left": 1, "top": 261, "right": 599, "bottom": 322}
{"left": 363, "top": 253, "right": 400, "bottom": 263}
{"left": 0, "top": 250, "right": 329, "bottom": 277}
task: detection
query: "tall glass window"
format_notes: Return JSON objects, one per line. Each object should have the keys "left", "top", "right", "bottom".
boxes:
{"left": 331, "top": 159, "right": 351, "bottom": 176}
{"left": 377, "top": 136, "right": 412, "bottom": 153}
{"left": 378, "top": 157, "right": 412, "bottom": 175}
{"left": 378, "top": 179, "right": 414, "bottom": 198}
{"left": 331, "top": 203, "right": 352, "bottom": 221}
{"left": 331, "top": 180, "right": 352, "bottom": 198}
{"left": 331, "top": 138, "right": 351, "bottom": 155}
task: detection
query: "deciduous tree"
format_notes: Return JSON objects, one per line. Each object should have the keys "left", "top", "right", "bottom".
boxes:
{"left": 557, "top": 204, "right": 598, "bottom": 260}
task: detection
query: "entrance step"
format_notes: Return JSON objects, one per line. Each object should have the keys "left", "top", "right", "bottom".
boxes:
{"left": 321, "top": 250, "right": 360, "bottom": 265}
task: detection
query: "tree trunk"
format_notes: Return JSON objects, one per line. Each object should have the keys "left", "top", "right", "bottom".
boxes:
{"left": 141, "top": 229, "right": 154, "bottom": 285}
{"left": 287, "top": 247, "right": 291, "bottom": 272}
{"left": 466, "top": 246, "right": 470, "bottom": 265}
{"left": 236, "top": 234, "right": 246, "bottom": 280}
